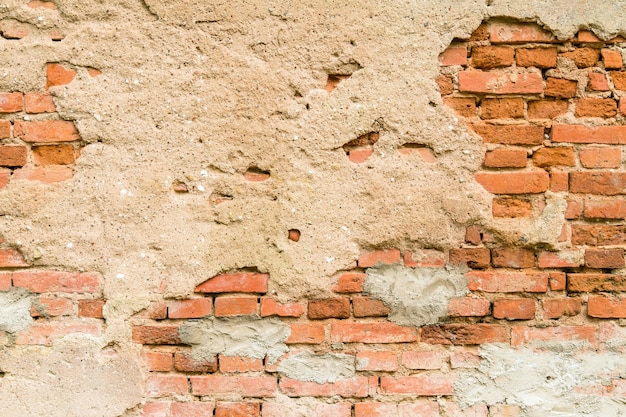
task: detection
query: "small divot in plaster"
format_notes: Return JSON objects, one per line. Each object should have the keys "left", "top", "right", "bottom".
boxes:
{"left": 0, "top": 288, "right": 34, "bottom": 333}
{"left": 277, "top": 351, "right": 356, "bottom": 383}
{"left": 364, "top": 264, "right": 468, "bottom": 326}
{"left": 179, "top": 316, "right": 290, "bottom": 364}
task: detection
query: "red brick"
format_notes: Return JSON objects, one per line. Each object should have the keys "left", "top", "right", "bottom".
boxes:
{"left": 573, "top": 224, "right": 626, "bottom": 246}
{"left": 493, "top": 298, "right": 535, "bottom": 320}
{"left": 449, "top": 247, "right": 490, "bottom": 269}
{"left": 492, "top": 197, "right": 533, "bottom": 218}
{"left": 145, "top": 375, "right": 188, "bottom": 397}
{"left": 475, "top": 171, "right": 550, "bottom": 194}
{"left": 443, "top": 97, "right": 476, "bottom": 117}
{"left": 565, "top": 200, "right": 582, "bottom": 219}
{"left": 602, "top": 49, "right": 623, "bottom": 69}
{"left": 1, "top": 21, "right": 31, "bottom": 38}
{"left": 588, "top": 296, "right": 626, "bottom": 318}
{"left": 436, "top": 75, "right": 453, "bottom": 95}
{"left": 579, "top": 147, "right": 621, "bottom": 168}
{"left": 448, "top": 297, "right": 490, "bottom": 317}
{"left": 141, "top": 402, "right": 169, "bottom": 417}
{"left": 569, "top": 273, "right": 626, "bottom": 292}
{"left": 168, "top": 298, "right": 211, "bottom": 319}
{"left": 0, "top": 120, "right": 10, "bottom": 138}
{"left": 142, "top": 350, "right": 173, "bottom": 372}
{"left": 467, "top": 270, "right": 548, "bottom": 292}
{"left": 0, "top": 92, "right": 22, "bottom": 113}
{"left": 537, "top": 249, "right": 583, "bottom": 268}
{"left": 570, "top": 172, "right": 626, "bottom": 195}
{"left": 214, "top": 296, "right": 257, "bottom": 316}
{"left": 243, "top": 169, "right": 270, "bottom": 181}
{"left": 287, "top": 229, "right": 300, "bottom": 241}
{"left": 24, "top": 92, "right": 56, "bottom": 113}
{"left": 561, "top": 48, "right": 600, "bottom": 68}
{"left": 324, "top": 74, "right": 351, "bottom": 92}
{"left": 286, "top": 323, "right": 325, "bottom": 344}
{"left": 260, "top": 298, "right": 303, "bottom": 317}
{"left": 488, "top": 21, "right": 555, "bottom": 43}
{"left": 553, "top": 124, "right": 626, "bottom": 144}
{"left": 358, "top": 249, "right": 401, "bottom": 267}
{"left": 483, "top": 148, "right": 527, "bottom": 168}
{"left": 46, "top": 63, "right": 76, "bottom": 89}
{"left": 544, "top": 78, "right": 577, "bottom": 98}
{"left": 450, "top": 349, "right": 481, "bottom": 369}
{"left": 332, "top": 272, "right": 365, "bottom": 293}
{"left": 459, "top": 71, "right": 543, "bottom": 94}
{"left": 132, "top": 325, "right": 181, "bottom": 345}
{"left": 192, "top": 375, "right": 277, "bottom": 397}
{"left": 439, "top": 46, "right": 468, "bottom": 66}
{"left": 575, "top": 98, "right": 617, "bottom": 118}
{"left": 78, "top": 299, "right": 104, "bottom": 318}
{"left": 353, "top": 296, "right": 390, "bottom": 317}
{"left": 308, "top": 297, "right": 350, "bottom": 319}
{"left": 16, "top": 322, "right": 101, "bottom": 346}
{"left": 421, "top": 324, "right": 508, "bottom": 345}
{"left": 194, "top": 271, "right": 268, "bottom": 293}
{"left": 280, "top": 377, "right": 370, "bottom": 398}
{"left": 30, "top": 297, "right": 73, "bottom": 317}
{"left": 12, "top": 271, "right": 100, "bottom": 293}
{"left": 543, "top": 298, "right": 582, "bottom": 319}
{"left": 516, "top": 47, "right": 557, "bottom": 68}
{"left": 0, "top": 273, "right": 9, "bottom": 290}
{"left": 14, "top": 120, "right": 80, "bottom": 142}
{"left": 588, "top": 73, "right": 610, "bottom": 91}
{"left": 171, "top": 402, "right": 215, "bottom": 417}
{"left": 491, "top": 247, "right": 535, "bottom": 268}
{"left": 354, "top": 403, "right": 397, "bottom": 417}
{"left": 348, "top": 148, "right": 374, "bottom": 164}
{"left": 174, "top": 350, "right": 218, "bottom": 372}
{"left": 331, "top": 322, "right": 417, "bottom": 343}
{"left": 262, "top": 402, "right": 351, "bottom": 417}
{"left": 480, "top": 98, "right": 524, "bottom": 120}
{"left": 527, "top": 100, "right": 568, "bottom": 119}
{"left": 532, "top": 147, "right": 575, "bottom": 167}
{"left": 550, "top": 171, "right": 568, "bottom": 192}
{"left": 401, "top": 350, "right": 445, "bottom": 370}
{"left": 136, "top": 302, "right": 167, "bottom": 319}
{"left": 32, "top": 145, "right": 76, "bottom": 165}
{"left": 465, "top": 225, "right": 482, "bottom": 245}
{"left": 219, "top": 355, "right": 264, "bottom": 373}
{"left": 12, "top": 166, "right": 74, "bottom": 183}
{"left": 356, "top": 350, "right": 398, "bottom": 371}
{"left": 403, "top": 249, "right": 446, "bottom": 267}
{"left": 0, "top": 248, "right": 29, "bottom": 267}
{"left": 584, "top": 200, "right": 626, "bottom": 219}
{"left": 585, "top": 248, "right": 624, "bottom": 268}
{"left": 380, "top": 374, "right": 454, "bottom": 396}
{"left": 577, "top": 30, "right": 601, "bottom": 43}
{"left": 611, "top": 71, "right": 626, "bottom": 90}
{"left": 471, "top": 124, "right": 544, "bottom": 146}
{"left": 471, "top": 46, "right": 515, "bottom": 69}
{"left": 214, "top": 402, "right": 259, "bottom": 417}
{"left": 510, "top": 325, "right": 595, "bottom": 346}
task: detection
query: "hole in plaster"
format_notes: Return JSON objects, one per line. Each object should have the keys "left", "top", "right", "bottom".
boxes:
{"left": 398, "top": 143, "right": 436, "bottom": 162}
{"left": 172, "top": 180, "right": 189, "bottom": 193}
{"left": 209, "top": 192, "right": 233, "bottom": 206}
{"left": 343, "top": 132, "right": 379, "bottom": 164}
{"left": 324, "top": 74, "right": 351, "bottom": 92}
{"left": 243, "top": 167, "right": 270, "bottom": 182}
{"left": 288, "top": 229, "right": 301, "bottom": 242}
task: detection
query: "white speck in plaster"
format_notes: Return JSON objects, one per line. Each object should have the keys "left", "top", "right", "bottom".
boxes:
{"left": 341, "top": 226, "right": 348, "bottom": 231}
{"left": 23, "top": 115, "right": 29, "bottom": 121}
{"left": 326, "top": 256, "right": 334, "bottom": 263}
{"left": 200, "top": 170, "right": 208, "bottom": 177}
{"left": 115, "top": 273, "right": 124, "bottom": 280}
{"left": 66, "top": 242, "right": 73, "bottom": 249}
{"left": 197, "top": 185, "right": 205, "bottom": 192}
{"left": 140, "top": 252, "right": 146, "bottom": 258}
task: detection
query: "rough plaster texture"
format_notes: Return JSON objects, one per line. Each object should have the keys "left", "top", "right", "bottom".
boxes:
{"left": 0, "top": 288, "right": 33, "bottom": 333}
{"left": 276, "top": 351, "right": 356, "bottom": 383}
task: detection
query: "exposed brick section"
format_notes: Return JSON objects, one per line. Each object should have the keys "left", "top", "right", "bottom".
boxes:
{"left": 286, "top": 323, "right": 325, "bottom": 344}
{"left": 510, "top": 326, "right": 595, "bottom": 346}
{"left": 352, "top": 296, "right": 390, "bottom": 317}
{"left": 0, "top": 92, "right": 23, "bottom": 112}
{"left": 24, "top": 92, "right": 55, "bottom": 113}
{"left": 484, "top": 148, "right": 527, "bottom": 168}
{"left": 570, "top": 172, "right": 626, "bottom": 195}
{"left": 142, "top": 350, "right": 173, "bottom": 372}
{"left": 537, "top": 249, "right": 583, "bottom": 268}
{"left": 448, "top": 297, "right": 490, "bottom": 317}
{"left": 0, "top": 248, "right": 29, "bottom": 267}
{"left": 421, "top": 324, "right": 508, "bottom": 345}
{"left": 132, "top": 325, "right": 181, "bottom": 345}
{"left": 331, "top": 322, "right": 417, "bottom": 343}
{"left": 31, "top": 297, "right": 73, "bottom": 317}
{"left": 588, "top": 73, "right": 609, "bottom": 91}
{"left": 214, "top": 296, "right": 258, "bottom": 316}
{"left": 403, "top": 249, "right": 446, "bottom": 267}
{"left": 572, "top": 224, "right": 626, "bottom": 245}
{"left": 475, "top": 171, "right": 550, "bottom": 194}
{"left": 467, "top": 271, "right": 548, "bottom": 292}
{"left": 471, "top": 46, "right": 514, "bottom": 69}
{"left": 527, "top": 100, "right": 568, "bottom": 119}
{"left": 332, "top": 272, "right": 365, "bottom": 293}
{"left": 215, "top": 402, "right": 259, "bottom": 417}
{"left": 493, "top": 298, "right": 535, "bottom": 320}
{"left": 195, "top": 271, "right": 269, "bottom": 293}
{"left": 588, "top": 296, "right": 626, "bottom": 318}
{"left": 168, "top": 298, "right": 212, "bottom": 319}
{"left": 449, "top": 247, "right": 490, "bottom": 269}
{"left": 260, "top": 298, "right": 303, "bottom": 317}
{"left": 585, "top": 248, "right": 625, "bottom": 268}
{"left": 32, "top": 145, "right": 76, "bottom": 165}
{"left": 14, "top": 120, "right": 80, "bottom": 143}
{"left": 191, "top": 376, "right": 277, "bottom": 397}
{"left": 561, "top": 48, "right": 600, "bottom": 68}
{"left": 459, "top": 71, "right": 543, "bottom": 94}
{"left": 575, "top": 98, "right": 617, "bottom": 117}
{"left": 439, "top": 46, "right": 468, "bottom": 66}
{"left": 436, "top": 75, "right": 453, "bottom": 95}
{"left": 544, "top": 78, "right": 577, "bottom": 98}
{"left": 568, "top": 273, "right": 626, "bottom": 292}
{"left": 172, "top": 402, "right": 215, "bottom": 417}
{"left": 516, "top": 47, "right": 557, "bottom": 68}
{"left": 602, "top": 49, "right": 623, "bottom": 69}
{"left": 491, "top": 247, "right": 535, "bottom": 268}
{"left": 379, "top": 374, "right": 454, "bottom": 395}
{"left": 145, "top": 375, "right": 189, "bottom": 397}
{"left": 46, "top": 63, "right": 76, "bottom": 89}
{"left": 77, "top": 299, "right": 104, "bottom": 318}
{"left": 579, "top": 147, "right": 621, "bottom": 168}
{"left": 492, "top": 197, "right": 533, "bottom": 218}
{"left": 480, "top": 98, "right": 524, "bottom": 119}
{"left": 584, "top": 199, "right": 626, "bottom": 219}
{"left": 543, "top": 298, "right": 582, "bottom": 319}
{"left": 488, "top": 21, "right": 555, "bottom": 43}
{"left": 219, "top": 355, "right": 264, "bottom": 373}
{"left": 357, "top": 249, "right": 401, "bottom": 267}
{"left": 552, "top": 124, "right": 626, "bottom": 144}
{"left": 174, "top": 351, "right": 218, "bottom": 373}
{"left": 280, "top": 377, "right": 370, "bottom": 398}
{"left": 308, "top": 298, "right": 350, "bottom": 319}
{"left": 532, "top": 147, "right": 575, "bottom": 167}
{"left": 401, "top": 350, "right": 444, "bottom": 370}
{"left": 356, "top": 351, "right": 398, "bottom": 371}
{"left": 16, "top": 322, "right": 102, "bottom": 346}
{"left": 443, "top": 97, "right": 476, "bottom": 117}
{"left": 470, "top": 124, "right": 544, "bottom": 145}
{"left": 12, "top": 271, "right": 100, "bottom": 293}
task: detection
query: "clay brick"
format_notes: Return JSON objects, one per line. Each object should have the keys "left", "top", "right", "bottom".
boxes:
{"left": 14, "top": 120, "right": 80, "bottom": 143}
{"left": 308, "top": 297, "right": 350, "bottom": 319}
{"left": 572, "top": 224, "right": 626, "bottom": 245}
{"left": 174, "top": 350, "right": 218, "bottom": 372}
{"left": 356, "top": 350, "right": 398, "bottom": 371}
{"left": 436, "top": 75, "right": 453, "bottom": 95}
{"left": 331, "top": 322, "right": 417, "bottom": 343}
{"left": 550, "top": 272, "right": 566, "bottom": 291}
{"left": 577, "top": 30, "right": 601, "bottom": 43}
{"left": 354, "top": 403, "right": 397, "bottom": 417}
{"left": 544, "top": 78, "right": 577, "bottom": 98}
{"left": 491, "top": 247, "right": 535, "bottom": 268}
{"left": 492, "top": 197, "right": 533, "bottom": 218}
{"left": 465, "top": 225, "right": 482, "bottom": 245}
{"left": 575, "top": 98, "right": 617, "bottom": 118}
{"left": 563, "top": 200, "right": 581, "bottom": 220}
{"left": 602, "top": 49, "right": 623, "bottom": 69}
{"left": 194, "top": 271, "right": 268, "bottom": 293}
{"left": 403, "top": 249, "right": 446, "bottom": 267}
{"left": 142, "top": 350, "right": 173, "bottom": 372}
{"left": 263, "top": 402, "right": 351, "bottom": 417}
{"left": 24, "top": 92, "right": 55, "bottom": 113}
{"left": 459, "top": 71, "right": 543, "bottom": 94}
{"left": 145, "top": 375, "right": 188, "bottom": 397}
{"left": 585, "top": 248, "right": 624, "bottom": 268}
{"left": 12, "top": 166, "right": 74, "bottom": 183}
{"left": 493, "top": 298, "right": 535, "bottom": 320}
{"left": 399, "top": 402, "right": 440, "bottom": 417}
{"left": 450, "top": 349, "right": 481, "bottom": 369}
{"left": 16, "top": 322, "right": 101, "bottom": 346}
{"left": 611, "top": 71, "right": 626, "bottom": 90}
{"left": 358, "top": 249, "right": 401, "bottom": 267}
{"left": 243, "top": 169, "right": 270, "bottom": 181}
{"left": 348, "top": 148, "right": 374, "bottom": 163}
{"left": 560, "top": 48, "right": 600, "bottom": 68}
{"left": 0, "top": 169, "right": 9, "bottom": 189}
{"left": 621, "top": 97, "right": 626, "bottom": 115}
{"left": 480, "top": 98, "right": 524, "bottom": 119}
{"left": 550, "top": 171, "right": 569, "bottom": 192}
{"left": 171, "top": 402, "right": 215, "bottom": 417}
{"left": 136, "top": 302, "right": 167, "bottom": 320}
{"left": 46, "top": 63, "right": 76, "bottom": 89}
{"left": 584, "top": 199, "right": 626, "bottom": 219}
{"left": 579, "top": 147, "right": 621, "bottom": 168}
{"left": 1, "top": 20, "right": 31, "bottom": 39}
{"left": 569, "top": 273, "right": 626, "bottom": 292}
{"left": 0, "top": 273, "right": 10, "bottom": 290}
{"left": 279, "top": 377, "right": 370, "bottom": 398}
{"left": 439, "top": 46, "right": 468, "bottom": 66}
{"left": 332, "top": 272, "right": 365, "bottom": 293}
{"left": 32, "top": 145, "right": 76, "bottom": 165}
{"left": 380, "top": 374, "right": 454, "bottom": 395}
{"left": 443, "top": 97, "right": 476, "bottom": 117}
{"left": 537, "top": 249, "right": 583, "bottom": 268}
{"left": 484, "top": 148, "right": 527, "bottom": 168}
{"left": 260, "top": 298, "right": 303, "bottom": 317}
{"left": 0, "top": 92, "right": 23, "bottom": 113}
{"left": 543, "top": 298, "right": 582, "bottom": 319}
{"left": 352, "top": 296, "right": 390, "bottom": 317}
{"left": 588, "top": 296, "right": 626, "bottom": 318}
{"left": 215, "top": 402, "right": 259, "bottom": 417}
{"left": 421, "top": 324, "right": 508, "bottom": 345}
{"left": 488, "top": 21, "right": 555, "bottom": 43}
{"left": 474, "top": 171, "right": 550, "bottom": 194}
{"left": 401, "top": 350, "right": 444, "bottom": 370}
{"left": 588, "top": 73, "right": 610, "bottom": 91}
{"left": 31, "top": 297, "right": 73, "bottom": 317}
{"left": 132, "top": 325, "right": 181, "bottom": 345}
{"left": 286, "top": 323, "right": 325, "bottom": 344}
{"left": 510, "top": 326, "right": 595, "bottom": 346}
{"left": 12, "top": 271, "right": 100, "bottom": 293}
{"left": 570, "top": 172, "right": 626, "bottom": 195}
{"left": 470, "top": 24, "right": 489, "bottom": 41}
{"left": 471, "top": 46, "right": 515, "bottom": 69}
{"left": 78, "top": 299, "right": 104, "bottom": 318}
{"left": 532, "top": 147, "right": 575, "bottom": 167}
{"left": 527, "top": 100, "right": 568, "bottom": 119}
{"left": 167, "top": 298, "right": 211, "bottom": 319}
{"left": 0, "top": 248, "right": 29, "bottom": 267}
{"left": 516, "top": 47, "right": 557, "bottom": 68}
{"left": 0, "top": 120, "right": 10, "bottom": 138}
{"left": 141, "top": 402, "right": 169, "bottom": 417}
{"left": 467, "top": 270, "right": 548, "bottom": 292}
{"left": 449, "top": 247, "right": 490, "bottom": 269}
{"left": 214, "top": 296, "right": 257, "bottom": 316}
{"left": 219, "top": 355, "right": 264, "bottom": 373}
{"left": 448, "top": 297, "right": 490, "bottom": 317}
{"left": 324, "top": 74, "right": 350, "bottom": 92}
{"left": 553, "top": 124, "right": 626, "bottom": 144}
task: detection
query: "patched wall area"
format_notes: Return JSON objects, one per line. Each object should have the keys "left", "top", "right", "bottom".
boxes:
{"left": 1, "top": 1, "right": 626, "bottom": 416}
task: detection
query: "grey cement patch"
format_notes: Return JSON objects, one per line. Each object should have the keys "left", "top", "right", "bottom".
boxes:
{"left": 364, "top": 264, "right": 467, "bottom": 326}
{"left": 0, "top": 289, "right": 33, "bottom": 334}
{"left": 455, "top": 344, "right": 626, "bottom": 416}
{"left": 179, "top": 316, "right": 290, "bottom": 364}
{"left": 277, "top": 351, "right": 355, "bottom": 383}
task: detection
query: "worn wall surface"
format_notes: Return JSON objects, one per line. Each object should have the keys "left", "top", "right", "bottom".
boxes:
{"left": 1, "top": 1, "right": 626, "bottom": 416}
